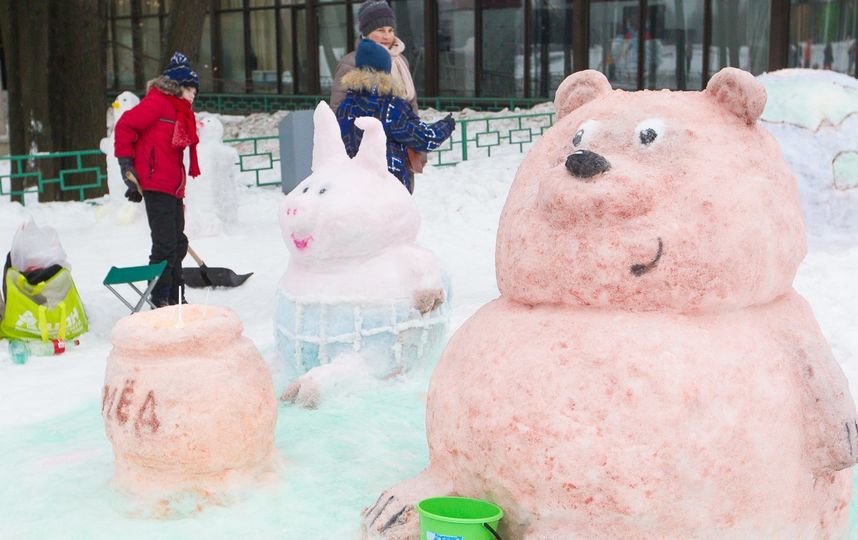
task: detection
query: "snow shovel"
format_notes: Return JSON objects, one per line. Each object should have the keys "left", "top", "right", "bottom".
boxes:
{"left": 182, "top": 245, "right": 253, "bottom": 288}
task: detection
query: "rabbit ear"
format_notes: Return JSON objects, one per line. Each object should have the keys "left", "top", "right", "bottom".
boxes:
{"left": 312, "top": 101, "right": 348, "bottom": 171}
{"left": 352, "top": 116, "right": 389, "bottom": 175}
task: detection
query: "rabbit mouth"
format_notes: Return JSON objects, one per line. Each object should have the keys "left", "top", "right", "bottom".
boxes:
{"left": 291, "top": 233, "right": 314, "bottom": 250}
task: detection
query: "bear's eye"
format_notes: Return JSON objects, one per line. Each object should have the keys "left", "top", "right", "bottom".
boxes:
{"left": 572, "top": 129, "right": 584, "bottom": 147}
{"left": 318, "top": 187, "right": 327, "bottom": 195}
{"left": 302, "top": 186, "right": 309, "bottom": 193}
{"left": 639, "top": 128, "right": 657, "bottom": 145}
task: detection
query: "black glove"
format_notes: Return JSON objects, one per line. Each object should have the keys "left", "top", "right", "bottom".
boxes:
{"left": 117, "top": 157, "right": 142, "bottom": 203}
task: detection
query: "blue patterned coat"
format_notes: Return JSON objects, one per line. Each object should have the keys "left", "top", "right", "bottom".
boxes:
{"left": 335, "top": 69, "right": 455, "bottom": 192}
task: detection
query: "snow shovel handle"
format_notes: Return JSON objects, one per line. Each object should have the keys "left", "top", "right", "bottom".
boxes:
{"left": 186, "top": 245, "right": 206, "bottom": 268}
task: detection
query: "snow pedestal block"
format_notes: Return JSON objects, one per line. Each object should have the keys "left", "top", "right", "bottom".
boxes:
{"left": 274, "top": 275, "right": 452, "bottom": 383}
{"left": 102, "top": 305, "right": 278, "bottom": 506}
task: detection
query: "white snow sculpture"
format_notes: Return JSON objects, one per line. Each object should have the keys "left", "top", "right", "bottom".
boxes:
{"left": 97, "top": 91, "right": 143, "bottom": 225}
{"left": 184, "top": 115, "right": 240, "bottom": 236}
{"left": 274, "top": 102, "right": 450, "bottom": 406}
{"left": 100, "top": 91, "right": 140, "bottom": 198}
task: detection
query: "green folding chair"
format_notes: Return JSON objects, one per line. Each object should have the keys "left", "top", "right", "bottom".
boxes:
{"left": 103, "top": 261, "right": 167, "bottom": 313}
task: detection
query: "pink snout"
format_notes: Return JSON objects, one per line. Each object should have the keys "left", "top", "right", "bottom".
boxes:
{"left": 291, "top": 232, "right": 313, "bottom": 250}
{"left": 537, "top": 171, "right": 654, "bottom": 226}
{"left": 285, "top": 208, "right": 299, "bottom": 216}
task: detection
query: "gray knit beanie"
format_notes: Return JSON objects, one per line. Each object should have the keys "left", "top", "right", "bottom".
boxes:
{"left": 358, "top": 0, "right": 396, "bottom": 37}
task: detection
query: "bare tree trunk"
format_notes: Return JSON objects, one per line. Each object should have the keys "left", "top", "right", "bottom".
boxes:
{"left": 0, "top": 0, "right": 106, "bottom": 203}
{"left": 48, "top": 0, "right": 107, "bottom": 201}
{"left": 160, "top": 0, "right": 210, "bottom": 67}
{"left": 0, "top": 0, "right": 53, "bottom": 203}
{"left": 0, "top": 0, "right": 22, "bottom": 203}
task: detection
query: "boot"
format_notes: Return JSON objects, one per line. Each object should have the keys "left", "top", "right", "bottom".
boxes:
{"left": 150, "top": 279, "right": 171, "bottom": 308}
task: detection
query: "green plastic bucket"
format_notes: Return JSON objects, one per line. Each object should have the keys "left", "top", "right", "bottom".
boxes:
{"left": 416, "top": 496, "right": 504, "bottom": 540}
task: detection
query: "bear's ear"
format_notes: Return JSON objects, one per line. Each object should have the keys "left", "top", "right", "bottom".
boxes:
{"left": 312, "top": 101, "right": 348, "bottom": 172}
{"left": 705, "top": 67, "right": 767, "bottom": 125}
{"left": 554, "top": 70, "right": 612, "bottom": 120}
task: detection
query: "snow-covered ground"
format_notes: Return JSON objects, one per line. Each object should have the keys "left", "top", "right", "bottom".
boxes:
{"left": 1, "top": 70, "right": 857, "bottom": 538}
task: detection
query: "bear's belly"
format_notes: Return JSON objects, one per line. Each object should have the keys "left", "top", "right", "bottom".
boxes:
{"left": 426, "top": 294, "right": 851, "bottom": 539}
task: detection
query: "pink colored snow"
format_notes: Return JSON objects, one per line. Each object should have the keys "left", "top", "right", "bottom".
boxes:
{"left": 102, "top": 305, "right": 277, "bottom": 504}
{"left": 364, "top": 68, "right": 857, "bottom": 539}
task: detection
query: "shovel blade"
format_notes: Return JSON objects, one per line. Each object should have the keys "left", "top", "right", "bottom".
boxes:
{"left": 183, "top": 267, "right": 253, "bottom": 288}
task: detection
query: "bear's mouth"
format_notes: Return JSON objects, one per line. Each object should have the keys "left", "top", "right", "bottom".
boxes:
{"left": 629, "top": 237, "right": 663, "bottom": 276}
{"left": 291, "top": 233, "right": 314, "bottom": 250}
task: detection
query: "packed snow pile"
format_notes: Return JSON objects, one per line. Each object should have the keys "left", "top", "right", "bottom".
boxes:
{"left": 274, "top": 103, "right": 449, "bottom": 405}
{"left": 759, "top": 69, "right": 858, "bottom": 236}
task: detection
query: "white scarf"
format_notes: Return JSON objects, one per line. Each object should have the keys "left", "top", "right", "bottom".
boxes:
{"left": 388, "top": 38, "right": 416, "bottom": 106}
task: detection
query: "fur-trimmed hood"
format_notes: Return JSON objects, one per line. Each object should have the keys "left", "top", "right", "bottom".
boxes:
{"left": 340, "top": 69, "right": 405, "bottom": 98}
{"left": 146, "top": 75, "right": 183, "bottom": 96}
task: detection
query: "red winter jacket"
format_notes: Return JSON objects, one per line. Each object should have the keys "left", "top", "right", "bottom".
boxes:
{"left": 114, "top": 87, "right": 188, "bottom": 198}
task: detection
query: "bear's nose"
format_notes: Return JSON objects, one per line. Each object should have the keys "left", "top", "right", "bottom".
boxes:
{"left": 565, "top": 150, "right": 611, "bottom": 179}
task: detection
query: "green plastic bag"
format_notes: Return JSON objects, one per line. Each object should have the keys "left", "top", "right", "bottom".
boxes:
{"left": 0, "top": 267, "right": 88, "bottom": 341}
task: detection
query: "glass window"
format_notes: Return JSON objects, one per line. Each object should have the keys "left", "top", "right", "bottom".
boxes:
{"left": 391, "top": 0, "right": 425, "bottom": 96}
{"left": 249, "top": 0, "right": 275, "bottom": 6}
{"left": 318, "top": 5, "right": 349, "bottom": 95}
{"left": 220, "top": 0, "right": 244, "bottom": 9}
{"left": 115, "top": 0, "right": 132, "bottom": 17}
{"left": 481, "top": 0, "right": 523, "bottom": 97}
{"left": 789, "top": 0, "right": 857, "bottom": 75}
{"left": 198, "top": 15, "right": 214, "bottom": 92}
{"left": 280, "top": 9, "right": 296, "bottom": 94}
{"left": 643, "top": 1, "right": 704, "bottom": 90}
{"left": 219, "top": 12, "right": 246, "bottom": 92}
{"left": 142, "top": 0, "right": 163, "bottom": 15}
{"left": 438, "top": 0, "right": 475, "bottom": 96}
{"left": 293, "top": 8, "right": 310, "bottom": 93}
{"left": 530, "top": 0, "right": 573, "bottom": 97}
{"left": 142, "top": 17, "right": 162, "bottom": 80}
{"left": 114, "top": 18, "right": 135, "bottom": 89}
{"left": 589, "top": 0, "right": 641, "bottom": 90}
{"left": 711, "top": 0, "right": 770, "bottom": 76}
{"left": 249, "top": 8, "right": 278, "bottom": 93}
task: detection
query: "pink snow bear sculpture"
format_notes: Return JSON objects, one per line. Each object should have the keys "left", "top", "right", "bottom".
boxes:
{"left": 275, "top": 102, "right": 448, "bottom": 399}
{"left": 363, "top": 68, "right": 858, "bottom": 539}
{"left": 103, "top": 305, "right": 277, "bottom": 504}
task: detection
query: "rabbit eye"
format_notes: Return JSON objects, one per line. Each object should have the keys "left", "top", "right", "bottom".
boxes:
{"left": 319, "top": 187, "right": 327, "bottom": 195}
{"left": 572, "top": 129, "right": 584, "bottom": 147}
{"left": 302, "top": 186, "right": 309, "bottom": 193}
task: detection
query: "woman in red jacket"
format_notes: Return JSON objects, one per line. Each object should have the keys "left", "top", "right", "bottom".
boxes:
{"left": 114, "top": 52, "right": 201, "bottom": 308}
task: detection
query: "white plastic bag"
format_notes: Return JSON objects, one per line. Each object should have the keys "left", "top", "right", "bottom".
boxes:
{"left": 10, "top": 219, "right": 70, "bottom": 272}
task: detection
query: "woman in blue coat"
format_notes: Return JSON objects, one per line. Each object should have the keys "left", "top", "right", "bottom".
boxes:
{"left": 335, "top": 39, "right": 455, "bottom": 193}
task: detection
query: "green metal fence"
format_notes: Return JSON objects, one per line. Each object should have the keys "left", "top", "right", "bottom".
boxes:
{"left": 0, "top": 110, "right": 557, "bottom": 203}
{"left": 0, "top": 150, "right": 107, "bottom": 201}
{"left": 432, "top": 111, "right": 555, "bottom": 166}
{"left": 109, "top": 91, "right": 551, "bottom": 115}
{"left": 225, "top": 135, "right": 281, "bottom": 187}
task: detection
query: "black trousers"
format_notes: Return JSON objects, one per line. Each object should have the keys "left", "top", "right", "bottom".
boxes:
{"left": 143, "top": 191, "right": 187, "bottom": 305}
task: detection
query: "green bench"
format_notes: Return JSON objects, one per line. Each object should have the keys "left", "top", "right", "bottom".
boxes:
{"left": 103, "top": 261, "right": 167, "bottom": 313}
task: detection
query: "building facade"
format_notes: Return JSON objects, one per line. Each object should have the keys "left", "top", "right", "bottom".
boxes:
{"left": 109, "top": 0, "right": 858, "bottom": 99}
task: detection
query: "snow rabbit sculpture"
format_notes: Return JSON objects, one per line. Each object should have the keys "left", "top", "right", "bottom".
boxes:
{"left": 275, "top": 102, "right": 448, "bottom": 405}
{"left": 362, "top": 68, "right": 858, "bottom": 539}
